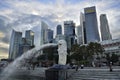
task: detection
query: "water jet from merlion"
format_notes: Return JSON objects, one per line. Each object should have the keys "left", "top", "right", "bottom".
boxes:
{"left": 1, "top": 40, "right": 67, "bottom": 80}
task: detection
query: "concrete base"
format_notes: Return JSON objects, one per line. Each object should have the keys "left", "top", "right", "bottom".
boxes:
{"left": 45, "top": 65, "right": 67, "bottom": 80}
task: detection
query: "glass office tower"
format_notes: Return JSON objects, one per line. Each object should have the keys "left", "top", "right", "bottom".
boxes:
{"left": 76, "top": 25, "right": 84, "bottom": 45}
{"left": 84, "top": 6, "right": 100, "bottom": 43}
{"left": 64, "top": 21, "right": 75, "bottom": 49}
{"left": 47, "top": 29, "right": 53, "bottom": 43}
{"left": 25, "top": 30, "right": 34, "bottom": 46}
{"left": 100, "top": 14, "right": 112, "bottom": 41}
{"left": 9, "top": 30, "right": 22, "bottom": 60}
{"left": 40, "top": 21, "right": 49, "bottom": 45}
{"left": 56, "top": 25, "right": 62, "bottom": 35}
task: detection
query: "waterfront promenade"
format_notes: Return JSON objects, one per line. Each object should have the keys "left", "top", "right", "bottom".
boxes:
{"left": 68, "top": 66, "right": 120, "bottom": 80}
{"left": 0, "top": 66, "right": 120, "bottom": 80}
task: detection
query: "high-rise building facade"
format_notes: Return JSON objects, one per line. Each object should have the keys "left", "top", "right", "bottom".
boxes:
{"left": 55, "top": 24, "right": 64, "bottom": 43}
{"left": 18, "top": 38, "right": 33, "bottom": 57}
{"left": 9, "top": 30, "right": 22, "bottom": 60}
{"left": 64, "top": 21, "right": 76, "bottom": 49}
{"left": 25, "top": 30, "right": 34, "bottom": 46}
{"left": 64, "top": 21, "right": 75, "bottom": 36}
{"left": 56, "top": 25, "right": 62, "bottom": 35}
{"left": 55, "top": 35, "right": 65, "bottom": 43}
{"left": 100, "top": 14, "right": 112, "bottom": 41}
{"left": 40, "top": 21, "right": 49, "bottom": 45}
{"left": 47, "top": 29, "right": 53, "bottom": 43}
{"left": 84, "top": 6, "right": 100, "bottom": 43}
{"left": 77, "top": 12, "right": 86, "bottom": 44}
{"left": 76, "top": 25, "right": 84, "bottom": 45}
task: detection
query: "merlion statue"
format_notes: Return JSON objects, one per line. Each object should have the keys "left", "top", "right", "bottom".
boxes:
{"left": 58, "top": 40, "right": 67, "bottom": 65}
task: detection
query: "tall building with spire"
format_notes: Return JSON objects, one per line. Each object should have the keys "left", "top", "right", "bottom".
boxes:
{"left": 84, "top": 6, "right": 100, "bottom": 43}
{"left": 100, "top": 14, "right": 112, "bottom": 41}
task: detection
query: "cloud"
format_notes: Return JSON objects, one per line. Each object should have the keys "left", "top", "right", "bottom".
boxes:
{"left": 0, "top": 32, "right": 5, "bottom": 38}
{"left": 0, "top": 42, "right": 9, "bottom": 49}
{"left": 0, "top": 0, "right": 120, "bottom": 58}
{"left": 0, "top": 42, "right": 9, "bottom": 59}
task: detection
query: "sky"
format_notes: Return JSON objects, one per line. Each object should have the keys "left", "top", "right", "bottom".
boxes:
{"left": 0, "top": 0, "right": 120, "bottom": 59}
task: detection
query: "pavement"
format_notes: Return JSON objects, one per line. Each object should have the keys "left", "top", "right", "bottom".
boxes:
{"left": 0, "top": 66, "right": 120, "bottom": 80}
{"left": 68, "top": 67, "right": 120, "bottom": 80}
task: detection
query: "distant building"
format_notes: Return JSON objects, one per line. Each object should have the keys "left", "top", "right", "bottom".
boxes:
{"left": 55, "top": 35, "right": 65, "bottom": 43}
{"left": 47, "top": 29, "right": 53, "bottom": 43}
{"left": 56, "top": 25, "right": 62, "bottom": 35}
{"left": 64, "top": 21, "right": 75, "bottom": 36}
{"left": 76, "top": 12, "right": 86, "bottom": 45}
{"left": 9, "top": 30, "right": 22, "bottom": 60}
{"left": 84, "top": 6, "right": 100, "bottom": 43}
{"left": 100, "top": 14, "right": 112, "bottom": 41}
{"left": 25, "top": 30, "right": 34, "bottom": 46}
{"left": 76, "top": 25, "right": 84, "bottom": 45}
{"left": 100, "top": 38, "right": 120, "bottom": 56}
{"left": 80, "top": 12, "right": 86, "bottom": 44}
{"left": 18, "top": 38, "right": 33, "bottom": 57}
{"left": 40, "top": 21, "right": 49, "bottom": 45}
{"left": 64, "top": 21, "right": 76, "bottom": 49}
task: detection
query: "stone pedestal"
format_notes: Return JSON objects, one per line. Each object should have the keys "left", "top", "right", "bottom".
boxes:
{"left": 45, "top": 68, "right": 67, "bottom": 80}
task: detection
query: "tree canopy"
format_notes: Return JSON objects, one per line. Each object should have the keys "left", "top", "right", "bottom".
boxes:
{"left": 70, "top": 42, "right": 104, "bottom": 61}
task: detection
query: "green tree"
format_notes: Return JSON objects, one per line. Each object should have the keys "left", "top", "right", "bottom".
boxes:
{"left": 111, "top": 53, "right": 119, "bottom": 63}
{"left": 87, "top": 42, "right": 104, "bottom": 56}
{"left": 105, "top": 53, "right": 119, "bottom": 65}
{"left": 71, "top": 44, "right": 79, "bottom": 53}
{"left": 70, "top": 44, "right": 82, "bottom": 61}
{"left": 79, "top": 45, "right": 88, "bottom": 60}
{"left": 70, "top": 42, "right": 104, "bottom": 65}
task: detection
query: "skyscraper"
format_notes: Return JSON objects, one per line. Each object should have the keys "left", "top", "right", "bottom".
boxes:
{"left": 56, "top": 25, "right": 62, "bottom": 35}
{"left": 40, "top": 21, "right": 49, "bottom": 45}
{"left": 76, "top": 25, "right": 83, "bottom": 45}
{"left": 25, "top": 30, "right": 34, "bottom": 46}
{"left": 100, "top": 14, "right": 112, "bottom": 41}
{"left": 47, "top": 29, "right": 53, "bottom": 43}
{"left": 18, "top": 37, "right": 34, "bottom": 57}
{"left": 84, "top": 6, "right": 100, "bottom": 43}
{"left": 64, "top": 21, "right": 75, "bottom": 49}
{"left": 9, "top": 30, "right": 22, "bottom": 60}
{"left": 77, "top": 12, "right": 86, "bottom": 44}
{"left": 55, "top": 35, "right": 65, "bottom": 43}
{"left": 55, "top": 24, "right": 64, "bottom": 43}
{"left": 64, "top": 21, "right": 75, "bottom": 36}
